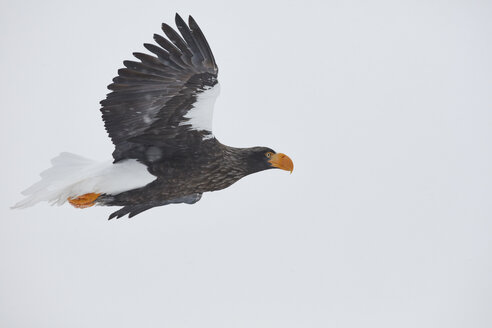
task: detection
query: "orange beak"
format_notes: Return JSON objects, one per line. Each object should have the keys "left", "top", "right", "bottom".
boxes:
{"left": 269, "top": 153, "right": 294, "bottom": 173}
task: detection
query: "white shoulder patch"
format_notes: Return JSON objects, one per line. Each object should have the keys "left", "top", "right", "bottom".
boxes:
{"left": 181, "top": 83, "right": 220, "bottom": 138}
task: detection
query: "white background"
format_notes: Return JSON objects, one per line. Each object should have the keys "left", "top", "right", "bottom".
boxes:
{"left": 1, "top": 0, "right": 491, "bottom": 327}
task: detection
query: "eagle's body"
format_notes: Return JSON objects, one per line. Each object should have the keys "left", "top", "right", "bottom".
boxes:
{"left": 13, "top": 14, "right": 293, "bottom": 219}
{"left": 102, "top": 144, "right": 272, "bottom": 218}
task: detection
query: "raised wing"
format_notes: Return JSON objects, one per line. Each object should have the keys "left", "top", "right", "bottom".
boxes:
{"left": 100, "top": 14, "right": 219, "bottom": 163}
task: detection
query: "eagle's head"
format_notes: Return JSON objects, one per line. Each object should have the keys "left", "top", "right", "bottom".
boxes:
{"left": 245, "top": 147, "right": 294, "bottom": 174}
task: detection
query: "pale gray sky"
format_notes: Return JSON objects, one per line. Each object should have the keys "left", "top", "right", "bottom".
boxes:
{"left": 1, "top": 0, "right": 491, "bottom": 327}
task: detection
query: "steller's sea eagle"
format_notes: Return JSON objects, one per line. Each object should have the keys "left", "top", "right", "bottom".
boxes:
{"left": 13, "top": 14, "right": 294, "bottom": 219}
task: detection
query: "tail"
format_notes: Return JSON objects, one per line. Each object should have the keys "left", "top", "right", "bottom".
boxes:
{"left": 12, "top": 153, "right": 105, "bottom": 208}
{"left": 12, "top": 152, "right": 156, "bottom": 210}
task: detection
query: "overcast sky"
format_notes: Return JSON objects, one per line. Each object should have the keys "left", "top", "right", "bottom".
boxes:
{"left": 1, "top": 0, "right": 491, "bottom": 327}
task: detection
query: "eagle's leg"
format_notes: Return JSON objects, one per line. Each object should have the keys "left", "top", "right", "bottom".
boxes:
{"left": 68, "top": 193, "right": 101, "bottom": 208}
{"left": 107, "top": 193, "right": 203, "bottom": 220}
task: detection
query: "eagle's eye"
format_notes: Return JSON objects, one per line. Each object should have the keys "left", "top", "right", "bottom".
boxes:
{"left": 265, "top": 152, "right": 273, "bottom": 158}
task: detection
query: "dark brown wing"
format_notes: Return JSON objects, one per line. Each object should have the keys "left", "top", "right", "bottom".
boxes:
{"left": 100, "top": 14, "right": 219, "bottom": 163}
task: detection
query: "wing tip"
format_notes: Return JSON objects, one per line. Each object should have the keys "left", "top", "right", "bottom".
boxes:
{"left": 175, "top": 13, "right": 184, "bottom": 24}
{"left": 188, "top": 15, "right": 197, "bottom": 26}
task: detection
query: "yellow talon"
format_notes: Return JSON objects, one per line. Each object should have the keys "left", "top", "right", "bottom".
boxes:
{"left": 68, "top": 193, "right": 101, "bottom": 208}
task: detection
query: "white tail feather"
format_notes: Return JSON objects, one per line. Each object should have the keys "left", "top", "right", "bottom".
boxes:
{"left": 12, "top": 152, "right": 156, "bottom": 209}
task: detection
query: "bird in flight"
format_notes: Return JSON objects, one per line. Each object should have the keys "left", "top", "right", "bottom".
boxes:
{"left": 13, "top": 14, "right": 294, "bottom": 219}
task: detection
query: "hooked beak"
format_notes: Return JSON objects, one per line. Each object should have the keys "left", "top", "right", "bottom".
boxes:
{"left": 269, "top": 153, "right": 294, "bottom": 173}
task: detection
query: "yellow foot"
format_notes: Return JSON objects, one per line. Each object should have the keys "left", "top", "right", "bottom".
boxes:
{"left": 68, "top": 193, "right": 101, "bottom": 208}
